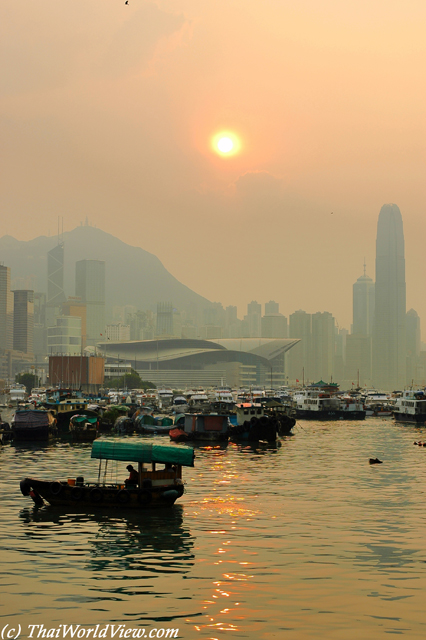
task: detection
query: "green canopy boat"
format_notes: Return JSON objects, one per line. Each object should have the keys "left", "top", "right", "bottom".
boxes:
{"left": 20, "top": 439, "right": 194, "bottom": 510}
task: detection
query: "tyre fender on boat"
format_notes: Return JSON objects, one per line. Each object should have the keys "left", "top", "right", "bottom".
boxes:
{"left": 50, "top": 481, "right": 63, "bottom": 496}
{"left": 89, "top": 487, "right": 104, "bottom": 503}
{"left": 137, "top": 489, "right": 152, "bottom": 505}
{"left": 71, "top": 486, "right": 85, "bottom": 501}
{"left": 116, "top": 489, "right": 131, "bottom": 504}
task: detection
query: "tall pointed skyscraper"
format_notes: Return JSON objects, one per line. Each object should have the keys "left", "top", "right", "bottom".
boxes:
{"left": 372, "top": 203, "right": 406, "bottom": 390}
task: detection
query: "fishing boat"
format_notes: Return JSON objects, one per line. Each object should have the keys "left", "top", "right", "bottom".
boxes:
{"left": 169, "top": 413, "right": 229, "bottom": 442}
{"left": 393, "top": 390, "right": 426, "bottom": 424}
{"left": 20, "top": 439, "right": 195, "bottom": 509}
{"left": 69, "top": 415, "right": 99, "bottom": 442}
{"left": 12, "top": 409, "right": 57, "bottom": 441}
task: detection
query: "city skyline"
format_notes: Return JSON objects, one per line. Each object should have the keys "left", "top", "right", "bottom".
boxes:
{"left": 1, "top": 1, "right": 425, "bottom": 339}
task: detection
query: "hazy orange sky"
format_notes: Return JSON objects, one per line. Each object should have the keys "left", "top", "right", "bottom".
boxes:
{"left": 1, "top": 0, "right": 425, "bottom": 333}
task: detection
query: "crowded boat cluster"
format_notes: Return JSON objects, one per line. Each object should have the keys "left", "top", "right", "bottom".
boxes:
{"left": 2, "top": 381, "right": 426, "bottom": 448}
{"left": 3, "top": 380, "right": 424, "bottom": 512}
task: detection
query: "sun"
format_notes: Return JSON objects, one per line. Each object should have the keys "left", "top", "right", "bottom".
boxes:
{"left": 217, "top": 137, "right": 233, "bottom": 153}
{"left": 212, "top": 131, "right": 241, "bottom": 157}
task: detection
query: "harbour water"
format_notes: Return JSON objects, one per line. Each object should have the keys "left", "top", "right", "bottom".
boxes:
{"left": 1, "top": 418, "right": 426, "bottom": 639}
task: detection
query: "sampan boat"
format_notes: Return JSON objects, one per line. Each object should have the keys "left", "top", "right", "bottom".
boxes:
{"left": 20, "top": 439, "right": 195, "bottom": 510}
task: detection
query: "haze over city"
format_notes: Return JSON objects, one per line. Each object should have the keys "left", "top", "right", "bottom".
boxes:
{"left": 1, "top": 0, "right": 425, "bottom": 334}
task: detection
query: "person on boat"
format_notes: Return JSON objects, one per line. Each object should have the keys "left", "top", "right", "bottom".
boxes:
{"left": 125, "top": 464, "right": 139, "bottom": 486}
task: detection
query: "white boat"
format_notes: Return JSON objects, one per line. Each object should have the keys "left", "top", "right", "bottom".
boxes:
{"left": 293, "top": 389, "right": 365, "bottom": 420}
{"left": 393, "top": 390, "right": 426, "bottom": 424}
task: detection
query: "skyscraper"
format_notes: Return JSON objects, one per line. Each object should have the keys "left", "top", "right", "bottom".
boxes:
{"left": 353, "top": 264, "right": 375, "bottom": 336}
{"left": 75, "top": 260, "right": 105, "bottom": 346}
{"left": 288, "top": 310, "right": 312, "bottom": 383}
{"left": 13, "top": 290, "right": 34, "bottom": 354}
{"left": 46, "top": 243, "right": 66, "bottom": 328}
{"left": 0, "top": 265, "right": 14, "bottom": 350}
{"left": 372, "top": 203, "right": 406, "bottom": 390}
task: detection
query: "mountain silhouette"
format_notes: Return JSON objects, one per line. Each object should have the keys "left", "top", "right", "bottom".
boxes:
{"left": 0, "top": 225, "right": 212, "bottom": 319}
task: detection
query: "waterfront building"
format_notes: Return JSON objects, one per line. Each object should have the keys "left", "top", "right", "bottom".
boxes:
{"left": 13, "top": 290, "right": 34, "bottom": 354}
{"left": 49, "top": 355, "right": 104, "bottom": 392}
{"left": 0, "top": 265, "right": 14, "bottom": 350}
{"left": 75, "top": 260, "right": 105, "bottom": 347}
{"left": 98, "top": 337, "right": 299, "bottom": 389}
{"left": 372, "top": 204, "right": 406, "bottom": 390}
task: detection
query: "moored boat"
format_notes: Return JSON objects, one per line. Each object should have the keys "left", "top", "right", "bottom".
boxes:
{"left": 393, "top": 390, "right": 426, "bottom": 424}
{"left": 20, "top": 439, "right": 195, "bottom": 509}
{"left": 169, "top": 413, "right": 229, "bottom": 442}
{"left": 69, "top": 414, "right": 99, "bottom": 442}
{"left": 12, "top": 409, "right": 57, "bottom": 441}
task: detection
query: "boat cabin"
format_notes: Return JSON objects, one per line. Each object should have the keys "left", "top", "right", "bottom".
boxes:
{"left": 91, "top": 440, "right": 194, "bottom": 489}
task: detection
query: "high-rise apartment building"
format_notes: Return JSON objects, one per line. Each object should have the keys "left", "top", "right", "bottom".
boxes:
{"left": 372, "top": 204, "right": 406, "bottom": 390}
{"left": 406, "top": 309, "right": 421, "bottom": 385}
{"left": 288, "top": 310, "right": 312, "bottom": 383}
{"left": 265, "top": 300, "right": 279, "bottom": 315}
{"left": 245, "top": 301, "right": 262, "bottom": 337}
{"left": 311, "top": 312, "right": 335, "bottom": 382}
{"left": 261, "top": 314, "right": 288, "bottom": 338}
{"left": 75, "top": 260, "right": 105, "bottom": 346}
{"left": 0, "top": 265, "right": 14, "bottom": 350}
{"left": 13, "top": 290, "right": 34, "bottom": 354}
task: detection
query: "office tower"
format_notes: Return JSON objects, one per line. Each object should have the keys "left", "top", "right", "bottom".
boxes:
{"left": 46, "top": 243, "right": 66, "bottom": 327}
{"left": 0, "top": 265, "right": 14, "bottom": 350}
{"left": 288, "top": 310, "right": 312, "bottom": 383}
{"left": 33, "top": 292, "right": 47, "bottom": 357}
{"left": 311, "top": 312, "right": 335, "bottom": 382}
{"left": 261, "top": 314, "right": 288, "bottom": 338}
{"left": 353, "top": 264, "right": 375, "bottom": 336}
{"left": 345, "top": 264, "right": 375, "bottom": 386}
{"left": 62, "top": 297, "right": 87, "bottom": 349}
{"left": 265, "top": 300, "right": 279, "bottom": 315}
{"left": 406, "top": 309, "right": 421, "bottom": 385}
{"left": 13, "top": 290, "right": 34, "bottom": 354}
{"left": 47, "top": 316, "right": 82, "bottom": 355}
{"left": 372, "top": 204, "right": 406, "bottom": 390}
{"left": 75, "top": 260, "right": 105, "bottom": 346}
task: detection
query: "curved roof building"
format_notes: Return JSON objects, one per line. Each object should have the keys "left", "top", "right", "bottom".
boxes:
{"left": 98, "top": 337, "right": 300, "bottom": 388}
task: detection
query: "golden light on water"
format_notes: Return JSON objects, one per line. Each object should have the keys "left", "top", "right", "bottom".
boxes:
{"left": 212, "top": 131, "right": 241, "bottom": 157}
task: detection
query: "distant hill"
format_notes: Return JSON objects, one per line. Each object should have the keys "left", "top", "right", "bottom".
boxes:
{"left": 0, "top": 225, "right": 212, "bottom": 319}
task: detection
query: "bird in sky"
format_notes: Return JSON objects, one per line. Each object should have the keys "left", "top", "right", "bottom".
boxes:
{"left": 125, "top": 1, "right": 129, "bottom": 4}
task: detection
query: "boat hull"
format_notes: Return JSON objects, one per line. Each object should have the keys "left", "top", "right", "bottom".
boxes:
{"left": 20, "top": 478, "right": 184, "bottom": 509}
{"left": 295, "top": 409, "right": 366, "bottom": 420}
{"left": 393, "top": 412, "right": 426, "bottom": 424}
